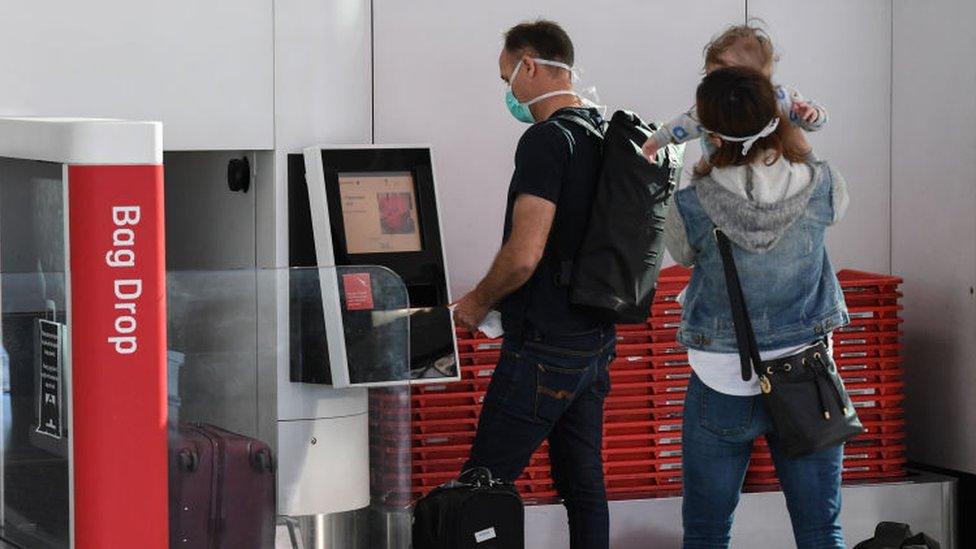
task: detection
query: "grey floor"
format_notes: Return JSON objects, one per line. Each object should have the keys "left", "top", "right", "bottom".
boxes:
{"left": 1, "top": 474, "right": 957, "bottom": 549}
{"left": 525, "top": 473, "right": 957, "bottom": 549}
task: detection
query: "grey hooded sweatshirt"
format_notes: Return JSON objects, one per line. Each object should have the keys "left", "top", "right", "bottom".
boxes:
{"left": 664, "top": 155, "right": 849, "bottom": 266}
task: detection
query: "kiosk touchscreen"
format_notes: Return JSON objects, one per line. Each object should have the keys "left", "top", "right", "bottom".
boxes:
{"left": 339, "top": 172, "right": 422, "bottom": 255}
{"left": 289, "top": 147, "right": 459, "bottom": 387}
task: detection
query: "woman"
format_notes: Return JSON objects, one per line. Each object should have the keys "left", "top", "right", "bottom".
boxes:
{"left": 665, "top": 66, "right": 851, "bottom": 549}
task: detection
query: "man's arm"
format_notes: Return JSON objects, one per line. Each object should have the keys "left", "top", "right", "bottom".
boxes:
{"left": 453, "top": 194, "right": 555, "bottom": 330}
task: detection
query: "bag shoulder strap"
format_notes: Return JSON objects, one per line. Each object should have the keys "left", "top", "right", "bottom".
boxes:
{"left": 544, "top": 111, "right": 605, "bottom": 288}
{"left": 549, "top": 111, "right": 606, "bottom": 140}
{"left": 714, "top": 229, "right": 763, "bottom": 381}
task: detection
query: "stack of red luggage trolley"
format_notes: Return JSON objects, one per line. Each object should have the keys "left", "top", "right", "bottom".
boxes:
{"left": 408, "top": 266, "right": 907, "bottom": 503}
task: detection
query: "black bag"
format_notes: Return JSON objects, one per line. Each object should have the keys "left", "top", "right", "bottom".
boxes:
{"left": 412, "top": 468, "right": 524, "bottom": 549}
{"left": 853, "top": 521, "right": 941, "bottom": 549}
{"left": 715, "top": 229, "right": 863, "bottom": 457}
{"left": 550, "top": 110, "right": 685, "bottom": 324}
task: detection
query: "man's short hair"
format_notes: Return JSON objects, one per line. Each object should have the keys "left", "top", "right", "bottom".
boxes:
{"left": 504, "top": 20, "right": 574, "bottom": 66}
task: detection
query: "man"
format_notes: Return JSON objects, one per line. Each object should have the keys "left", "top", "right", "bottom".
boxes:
{"left": 452, "top": 19, "right": 615, "bottom": 549}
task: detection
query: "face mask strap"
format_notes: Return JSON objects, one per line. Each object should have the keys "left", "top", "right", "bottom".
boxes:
{"left": 532, "top": 58, "right": 577, "bottom": 81}
{"left": 524, "top": 90, "right": 577, "bottom": 107}
{"left": 508, "top": 59, "right": 524, "bottom": 84}
{"left": 508, "top": 58, "right": 579, "bottom": 111}
{"left": 509, "top": 58, "right": 576, "bottom": 91}
{"left": 712, "top": 117, "right": 780, "bottom": 156}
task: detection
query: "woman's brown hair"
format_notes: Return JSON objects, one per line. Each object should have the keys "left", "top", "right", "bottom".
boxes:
{"left": 696, "top": 66, "right": 806, "bottom": 172}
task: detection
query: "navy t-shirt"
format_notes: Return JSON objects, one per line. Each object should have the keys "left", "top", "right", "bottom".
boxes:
{"left": 498, "top": 107, "right": 609, "bottom": 337}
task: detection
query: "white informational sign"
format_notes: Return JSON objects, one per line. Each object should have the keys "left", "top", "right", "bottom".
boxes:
{"left": 36, "top": 319, "right": 64, "bottom": 440}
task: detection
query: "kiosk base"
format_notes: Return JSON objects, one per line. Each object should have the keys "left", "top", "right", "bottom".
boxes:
{"left": 276, "top": 507, "right": 410, "bottom": 549}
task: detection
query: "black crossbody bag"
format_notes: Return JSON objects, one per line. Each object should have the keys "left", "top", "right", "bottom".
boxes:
{"left": 714, "top": 229, "right": 863, "bottom": 457}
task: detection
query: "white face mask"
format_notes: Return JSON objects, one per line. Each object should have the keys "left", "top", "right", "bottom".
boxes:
{"left": 506, "top": 58, "right": 578, "bottom": 123}
{"left": 710, "top": 117, "right": 781, "bottom": 156}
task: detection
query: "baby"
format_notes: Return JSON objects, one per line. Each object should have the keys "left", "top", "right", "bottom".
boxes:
{"left": 642, "top": 24, "right": 827, "bottom": 168}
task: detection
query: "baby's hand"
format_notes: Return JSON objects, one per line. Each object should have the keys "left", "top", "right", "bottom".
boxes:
{"left": 641, "top": 139, "right": 660, "bottom": 164}
{"left": 793, "top": 101, "right": 820, "bottom": 124}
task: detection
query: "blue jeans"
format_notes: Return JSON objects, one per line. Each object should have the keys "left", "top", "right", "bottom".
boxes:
{"left": 464, "top": 327, "right": 615, "bottom": 549}
{"left": 682, "top": 374, "right": 845, "bottom": 549}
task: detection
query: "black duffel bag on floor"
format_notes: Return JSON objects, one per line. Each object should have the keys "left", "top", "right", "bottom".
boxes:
{"left": 412, "top": 468, "right": 524, "bottom": 549}
{"left": 854, "top": 521, "right": 941, "bottom": 549}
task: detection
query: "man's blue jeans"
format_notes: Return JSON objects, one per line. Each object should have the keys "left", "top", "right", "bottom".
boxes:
{"left": 682, "top": 373, "right": 846, "bottom": 549}
{"left": 464, "top": 327, "right": 615, "bottom": 549}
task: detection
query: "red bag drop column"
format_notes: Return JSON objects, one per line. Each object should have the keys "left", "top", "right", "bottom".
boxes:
{"left": 68, "top": 165, "right": 168, "bottom": 549}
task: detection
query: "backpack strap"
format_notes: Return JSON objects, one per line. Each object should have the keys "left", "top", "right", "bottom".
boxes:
{"left": 550, "top": 112, "right": 606, "bottom": 141}
{"left": 544, "top": 110, "right": 605, "bottom": 288}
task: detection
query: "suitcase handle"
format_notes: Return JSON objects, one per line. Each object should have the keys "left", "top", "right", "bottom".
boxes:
{"left": 177, "top": 448, "right": 199, "bottom": 472}
{"left": 458, "top": 467, "right": 499, "bottom": 488}
{"left": 251, "top": 447, "right": 273, "bottom": 473}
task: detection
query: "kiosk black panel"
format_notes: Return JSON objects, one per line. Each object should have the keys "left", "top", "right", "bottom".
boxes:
{"left": 288, "top": 148, "right": 458, "bottom": 386}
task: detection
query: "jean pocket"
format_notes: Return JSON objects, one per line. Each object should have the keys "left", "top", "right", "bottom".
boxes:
{"left": 699, "top": 385, "right": 756, "bottom": 437}
{"left": 534, "top": 360, "right": 588, "bottom": 423}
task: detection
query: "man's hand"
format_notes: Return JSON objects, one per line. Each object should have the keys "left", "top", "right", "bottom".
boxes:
{"left": 452, "top": 291, "right": 491, "bottom": 331}
{"left": 642, "top": 138, "right": 660, "bottom": 164}
{"left": 793, "top": 100, "right": 820, "bottom": 124}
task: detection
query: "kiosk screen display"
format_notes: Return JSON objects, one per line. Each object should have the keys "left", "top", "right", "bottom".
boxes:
{"left": 339, "top": 171, "right": 422, "bottom": 254}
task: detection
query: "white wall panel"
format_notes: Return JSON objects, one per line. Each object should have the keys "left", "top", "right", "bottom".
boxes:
{"left": 273, "top": 0, "right": 373, "bottom": 155}
{"left": 748, "top": 0, "right": 892, "bottom": 273}
{"left": 892, "top": 0, "right": 976, "bottom": 474}
{"left": 270, "top": 0, "right": 374, "bottom": 429}
{"left": 0, "top": 1, "right": 274, "bottom": 150}
{"left": 373, "top": 0, "right": 745, "bottom": 295}
{"left": 272, "top": 0, "right": 373, "bottom": 268}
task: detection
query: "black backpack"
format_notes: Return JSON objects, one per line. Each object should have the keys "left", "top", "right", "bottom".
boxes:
{"left": 412, "top": 468, "right": 524, "bottom": 549}
{"left": 550, "top": 110, "right": 685, "bottom": 324}
{"left": 854, "top": 522, "right": 941, "bottom": 549}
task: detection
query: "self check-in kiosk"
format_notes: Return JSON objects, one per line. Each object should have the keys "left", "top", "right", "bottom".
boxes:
{"left": 160, "top": 144, "right": 458, "bottom": 547}
{"left": 0, "top": 117, "right": 457, "bottom": 548}
{"left": 288, "top": 146, "right": 459, "bottom": 388}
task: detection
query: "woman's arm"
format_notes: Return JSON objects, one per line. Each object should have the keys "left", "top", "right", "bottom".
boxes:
{"left": 827, "top": 163, "right": 850, "bottom": 225}
{"left": 664, "top": 202, "right": 696, "bottom": 266}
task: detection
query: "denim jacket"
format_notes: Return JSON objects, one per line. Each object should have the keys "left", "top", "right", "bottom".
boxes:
{"left": 671, "top": 159, "right": 849, "bottom": 352}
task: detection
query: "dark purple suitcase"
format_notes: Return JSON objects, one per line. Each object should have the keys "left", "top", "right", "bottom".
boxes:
{"left": 170, "top": 423, "right": 275, "bottom": 549}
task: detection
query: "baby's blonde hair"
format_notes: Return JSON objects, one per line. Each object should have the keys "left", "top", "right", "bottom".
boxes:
{"left": 703, "top": 23, "right": 777, "bottom": 76}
